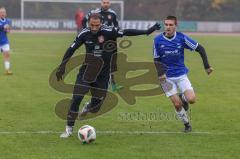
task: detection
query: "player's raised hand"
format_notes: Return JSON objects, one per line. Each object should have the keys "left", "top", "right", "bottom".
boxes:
{"left": 147, "top": 22, "right": 161, "bottom": 35}
{"left": 56, "top": 66, "right": 65, "bottom": 81}
{"left": 154, "top": 22, "right": 161, "bottom": 30}
{"left": 205, "top": 67, "right": 214, "bottom": 75}
{"left": 158, "top": 74, "right": 173, "bottom": 92}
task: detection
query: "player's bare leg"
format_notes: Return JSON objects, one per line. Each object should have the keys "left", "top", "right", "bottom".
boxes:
{"left": 179, "top": 89, "right": 196, "bottom": 111}
{"left": 3, "top": 51, "right": 12, "bottom": 75}
{"left": 184, "top": 89, "right": 196, "bottom": 104}
{"left": 170, "top": 94, "right": 192, "bottom": 133}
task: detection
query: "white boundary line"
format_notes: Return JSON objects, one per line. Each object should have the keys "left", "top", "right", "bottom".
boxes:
{"left": 98, "top": 131, "right": 211, "bottom": 135}
{"left": 0, "top": 130, "right": 238, "bottom": 135}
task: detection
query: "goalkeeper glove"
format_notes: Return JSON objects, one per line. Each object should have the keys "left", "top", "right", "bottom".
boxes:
{"left": 56, "top": 65, "right": 65, "bottom": 81}
{"left": 147, "top": 22, "right": 161, "bottom": 35}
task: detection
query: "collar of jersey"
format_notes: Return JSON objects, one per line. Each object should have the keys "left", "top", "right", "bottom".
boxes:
{"left": 162, "top": 32, "right": 177, "bottom": 41}
{"left": 0, "top": 18, "right": 6, "bottom": 22}
{"left": 101, "top": 8, "right": 109, "bottom": 12}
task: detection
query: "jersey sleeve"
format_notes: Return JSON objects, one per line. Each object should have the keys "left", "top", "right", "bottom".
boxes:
{"left": 82, "top": 16, "right": 88, "bottom": 28}
{"left": 82, "top": 14, "right": 89, "bottom": 29}
{"left": 59, "top": 31, "right": 85, "bottom": 67}
{"left": 112, "top": 27, "right": 124, "bottom": 38}
{"left": 183, "top": 34, "right": 198, "bottom": 51}
{"left": 7, "top": 19, "right": 12, "bottom": 25}
{"left": 153, "top": 39, "right": 160, "bottom": 58}
{"left": 0, "top": 22, "right": 4, "bottom": 30}
{"left": 71, "top": 31, "right": 85, "bottom": 50}
{"left": 113, "top": 13, "right": 119, "bottom": 28}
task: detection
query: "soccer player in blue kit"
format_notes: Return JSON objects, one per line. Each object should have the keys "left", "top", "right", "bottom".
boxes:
{"left": 153, "top": 16, "right": 214, "bottom": 132}
{"left": 0, "top": 7, "right": 12, "bottom": 75}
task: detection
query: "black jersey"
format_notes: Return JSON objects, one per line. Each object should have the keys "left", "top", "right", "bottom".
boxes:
{"left": 58, "top": 24, "right": 157, "bottom": 75}
{"left": 83, "top": 8, "right": 119, "bottom": 28}
{"left": 61, "top": 25, "right": 123, "bottom": 74}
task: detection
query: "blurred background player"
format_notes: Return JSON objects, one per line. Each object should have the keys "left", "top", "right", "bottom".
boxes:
{"left": 153, "top": 16, "right": 214, "bottom": 132}
{"left": 0, "top": 7, "right": 12, "bottom": 75}
{"left": 56, "top": 13, "right": 160, "bottom": 138}
{"left": 75, "top": 8, "right": 85, "bottom": 34}
{"left": 83, "top": 0, "right": 122, "bottom": 92}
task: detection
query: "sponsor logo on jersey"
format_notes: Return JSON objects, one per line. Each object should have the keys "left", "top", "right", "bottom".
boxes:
{"left": 86, "top": 41, "right": 93, "bottom": 44}
{"left": 108, "top": 15, "right": 112, "bottom": 20}
{"left": 94, "top": 45, "right": 100, "bottom": 50}
{"left": 177, "top": 43, "right": 182, "bottom": 49}
{"left": 165, "top": 49, "right": 179, "bottom": 55}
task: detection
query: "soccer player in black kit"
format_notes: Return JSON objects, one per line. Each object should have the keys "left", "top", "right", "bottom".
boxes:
{"left": 83, "top": 0, "right": 122, "bottom": 92}
{"left": 56, "top": 13, "right": 160, "bottom": 138}
{"left": 82, "top": 0, "right": 118, "bottom": 28}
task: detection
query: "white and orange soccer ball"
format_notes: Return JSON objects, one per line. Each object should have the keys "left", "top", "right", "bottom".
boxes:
{"left": 78, "top": 125, "right": 96, "bottom": 144}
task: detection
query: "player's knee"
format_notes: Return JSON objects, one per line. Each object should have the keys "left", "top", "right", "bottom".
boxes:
{"left": 4, "top": 52, "right": 10, "bottom": 58}
{"left": 187, "top": 96, "right": 196, "bottom": 104}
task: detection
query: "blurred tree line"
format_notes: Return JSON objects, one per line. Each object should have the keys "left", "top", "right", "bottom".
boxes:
{"left": 0, "top": 0, "right": 240, "bottom": 21}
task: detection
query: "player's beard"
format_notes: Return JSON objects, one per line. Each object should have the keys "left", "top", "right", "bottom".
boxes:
{"left": 165, "top": 30, "right": 175, "bottom": 37}
{"left": 102, "top": 6, "right": 109, "bottom": 11}
{"left": 91, "top": 30, "right": 99, "bottom": 35}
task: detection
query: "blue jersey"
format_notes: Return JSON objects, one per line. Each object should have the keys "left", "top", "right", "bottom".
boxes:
{"left": 153, "top": 32, "right": 198, "bottom": 77}
{"left": 0, "top": 18, "right": 11, "bottom": 45}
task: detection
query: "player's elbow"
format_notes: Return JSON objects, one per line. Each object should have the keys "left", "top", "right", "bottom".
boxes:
{"left": 195, "top": 44, "right": 205, "bottom": 53}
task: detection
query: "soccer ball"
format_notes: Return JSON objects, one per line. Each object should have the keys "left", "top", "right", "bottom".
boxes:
{"left": 77, "top": 125, "right": 96, "bottom": 144}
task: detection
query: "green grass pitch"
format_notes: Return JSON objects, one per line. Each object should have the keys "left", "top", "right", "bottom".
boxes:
{"left": 0, "top": 32, "right": 239, "bottom": 159}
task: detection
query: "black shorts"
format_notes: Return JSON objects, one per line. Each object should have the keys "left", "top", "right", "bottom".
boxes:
{"left": 73, "top": 65, "right": 110, "bottom": 98}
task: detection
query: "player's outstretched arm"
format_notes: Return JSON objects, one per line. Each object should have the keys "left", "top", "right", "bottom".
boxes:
{"left": 195, "top": 44, "right": 214, "bottom": 75}
{"left": 56, "top": 37, "right": 83, "bottom": 81}
{"left": 122, "top": 22, "right": 161, "bottom": 36}
{"left": 154, "top": 57, "right": 167, "bottom": 82}
{"left": 112, "top": 13, "right": 119, "bottom": 28}
{"left": 56, "top": 47, "right": 75, "bottom": 81}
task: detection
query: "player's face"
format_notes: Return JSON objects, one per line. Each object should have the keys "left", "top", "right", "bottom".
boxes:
{"left": 101, "top": 0, "right": 110, "bottom": 10}
{"left": 0, "top": 8, "right": 7, "bottom": 19}
{"left": 164, "top": 20, "right": 177, "bottom": 37}
{"left": 89, "top": 18, "right": 102, "bottom": 34}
